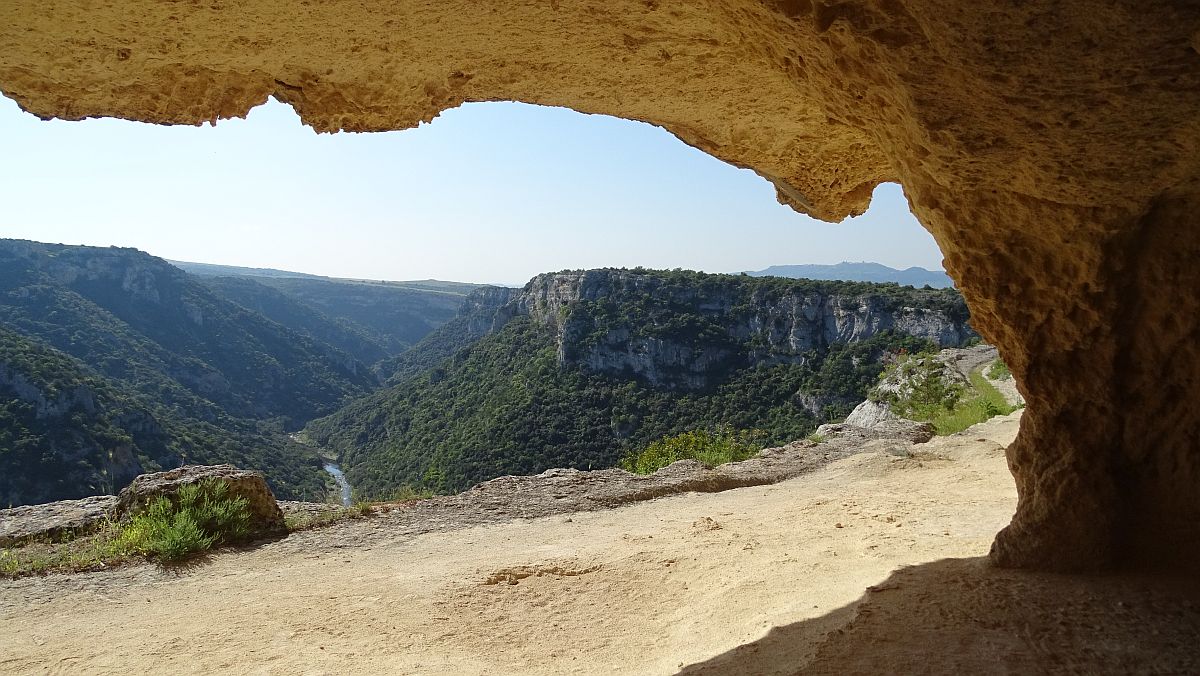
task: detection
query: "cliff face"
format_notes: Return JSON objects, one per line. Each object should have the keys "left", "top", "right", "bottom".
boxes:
{"left": 484, "top": 269, "right": 974, "bottom": 390}
{"left": 308, "top": 269, "right": 974, "bottom": 497}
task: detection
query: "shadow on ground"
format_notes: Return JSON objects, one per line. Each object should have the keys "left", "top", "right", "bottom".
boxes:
{"left": 679, "top": 557, "right": 1200, "bottom": 675}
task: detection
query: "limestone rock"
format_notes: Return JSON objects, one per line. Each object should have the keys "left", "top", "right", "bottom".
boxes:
{"left": 816, "top": 419, "right": 936, "bottom": 445}
{"left": 445, "top": 422, "right": 935, "bottom": 517}
{"left": 844, "top": 399, "right": 898, "bottom": 428}
{"left": 466, "top": 269, "right": 974, "bottom": 390}
{"left": 114, "top": 465, "right": 285, "bottom": 536}
{"left": 824, "top": 396, "right": 937, "bottom": 445}
{"left": 0, "top": 495, "right": 118, "bottom": 547}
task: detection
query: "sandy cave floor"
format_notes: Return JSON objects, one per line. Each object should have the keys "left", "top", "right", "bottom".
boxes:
{"left": 2, "top": 411, "right": 1198, "bottom": 675}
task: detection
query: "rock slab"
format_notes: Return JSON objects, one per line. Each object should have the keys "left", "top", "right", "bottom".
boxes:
{"left": 0, "top": 495, "right": 119, "bottom": 547}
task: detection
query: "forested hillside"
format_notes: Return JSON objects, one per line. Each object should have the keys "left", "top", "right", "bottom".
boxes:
{"left": 200, "top": 276, "right": 399, "bottom": 367}
{"left": 308, "top": 268, "right": 976, "bottom": 498}
{"left": 375, "top": 285, "right": 520, "bottom": 385}
{"left": 247, "top": 277, "right": 467, "bottom": 361}
{"left": 0, "top": 326, "right": 325, "bottom": 505}
{"left": 0, "top": 241, "right": 379, "bottom": 425}
{"left": 181, "top": 265, "right": 472, "bottom": 368}
{"left": 0, "top": 240, "right": 403, "bottom": 504}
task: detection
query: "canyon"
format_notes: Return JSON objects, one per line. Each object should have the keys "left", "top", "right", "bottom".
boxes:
{"left": 309, "top": 269, "right": 972, "bottom": 496}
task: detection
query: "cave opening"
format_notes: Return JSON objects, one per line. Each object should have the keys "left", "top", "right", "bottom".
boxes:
{"left": 0, "top": 95, "right": 945, "bottom": 287}
{"left": 2, "top": 0, "right": 1198, "bottom": 577}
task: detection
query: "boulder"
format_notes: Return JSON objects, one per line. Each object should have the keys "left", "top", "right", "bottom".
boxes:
{"left": 816, "top": 419, "right": 937, "bottom": 445}
{"left": 843, "top": 400, "right": 899, "bottom": 428}
{"left": 823, "top": 399, "right": 937, "bottom": 444}
{"left": 114, "top": 464, "right": 285, "bottom": 536}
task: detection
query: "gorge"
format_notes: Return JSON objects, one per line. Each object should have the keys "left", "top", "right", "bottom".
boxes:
{"left": 309, "top": 268, "right": 974, "bottom": 497}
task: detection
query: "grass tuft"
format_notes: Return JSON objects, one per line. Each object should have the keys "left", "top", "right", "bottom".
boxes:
{"left": 111, "top": 480, "right": 252, "bottom": 561}
{"left": 621, "top": 427, "right": 764, "bottom": 475}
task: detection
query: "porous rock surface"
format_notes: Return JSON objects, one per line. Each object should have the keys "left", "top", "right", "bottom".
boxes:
{"left": 817, "top": 415, "right": 937, "bottom": 445}
{"left": 0, "top": 495, "right": 119, "bottom": 547}
{"left": 114, "top": 465, "right": 285, "bottom": 536}
{"left": 1, "top": 2, "right": 1198, "bottom": 571}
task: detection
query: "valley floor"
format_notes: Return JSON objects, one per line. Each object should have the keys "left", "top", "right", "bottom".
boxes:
{"left": 2, "top": 411, "right": 1197, "bottom": 674}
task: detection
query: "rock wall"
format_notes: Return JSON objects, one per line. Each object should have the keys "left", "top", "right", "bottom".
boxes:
{"left": 1, "top": 0, "right": 1198, "bottom": 570}
{"left": 478, "top": 269, "right": 972, "bottom": 390}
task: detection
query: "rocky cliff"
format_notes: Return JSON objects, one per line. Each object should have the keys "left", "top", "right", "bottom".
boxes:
{"left": 473, "top": 269, "right": 974, "bottom": 390}
{"left": 308, "top": 269, "right": 976, "bottom": 497}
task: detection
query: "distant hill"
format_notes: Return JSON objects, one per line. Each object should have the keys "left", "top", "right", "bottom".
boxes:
{"left": 175, "top": 260, "right": 479, "bottom": 372}
{"left": 745, "top": 262, "right": 954, "bottom": 288}
{"left": 199, "top": 276, "right": 468, "bottom": 369}
{"left": 167, "top": 260, "right": 324, "bottom": 280}
{"left": 171, "top": 260, "right": 481, "bottom": 296}
{"left": 246, "top": 277, "right": 468, "bottom": 363}
{"left": 198, "top": 276, "right": 398, "bottom": 367}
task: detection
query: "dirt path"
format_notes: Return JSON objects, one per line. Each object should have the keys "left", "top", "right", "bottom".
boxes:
{"left": 2, "top": 412, "right": 1197, "bottom": 675}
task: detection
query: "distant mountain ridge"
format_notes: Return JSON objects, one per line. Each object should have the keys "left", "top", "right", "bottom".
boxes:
{"left": 198, "top": 275, "right": 468, "bottom": 371}
{"left": 745, "top": 262, "right": 954, "bottom": 288}
{"left": 171, "top": 260, "right": 482, "bottom": 296}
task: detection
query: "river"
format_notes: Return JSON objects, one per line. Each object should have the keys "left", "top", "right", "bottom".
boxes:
{"left": 323, "top": 462, "right": 352, "bottom": 507}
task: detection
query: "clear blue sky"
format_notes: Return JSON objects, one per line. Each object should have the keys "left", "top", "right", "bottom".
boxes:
{"left": 0, "top": 95, "right": 943, "bottom": 285}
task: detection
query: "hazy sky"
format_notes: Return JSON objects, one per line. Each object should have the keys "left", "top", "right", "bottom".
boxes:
{"left": 0, "top": 95, "right": 943, "bottom": 285}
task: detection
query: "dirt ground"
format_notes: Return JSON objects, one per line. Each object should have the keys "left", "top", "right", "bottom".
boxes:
{"left": 2, "top": 411, "right": 1197, "bottom": 675}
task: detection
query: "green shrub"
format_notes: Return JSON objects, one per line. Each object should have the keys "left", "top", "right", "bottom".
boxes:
{"left": 112, "top": 479, "right": 252, "bottom": 561}
{"left": 911, "top": 371, "right": 1017, "bottom": 435}
{"left": 875, "top": 354, "right": 965, "bottom": 420}
{"left": 873, "top": 353, "right": 1018, "bottom": 436}
{"left": 987, "top": 358, "right": 1012, "bottom": 380}
{"left": 378, "top": 485, "right": 435, "bottom": 502}
{"left": 621, "top": 427, "right": 764, "bottom": 475}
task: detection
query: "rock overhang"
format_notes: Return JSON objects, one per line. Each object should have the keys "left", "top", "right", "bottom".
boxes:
{"left": 2, "top": 0, "right": 1199, "bottom": 571}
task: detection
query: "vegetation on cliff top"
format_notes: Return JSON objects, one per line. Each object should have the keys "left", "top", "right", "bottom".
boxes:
{"left": 620, "top": 427, "right": 764, "bottom": 475}
{"left": 872, "top": 353, "right": 1020, "bottom": 435}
